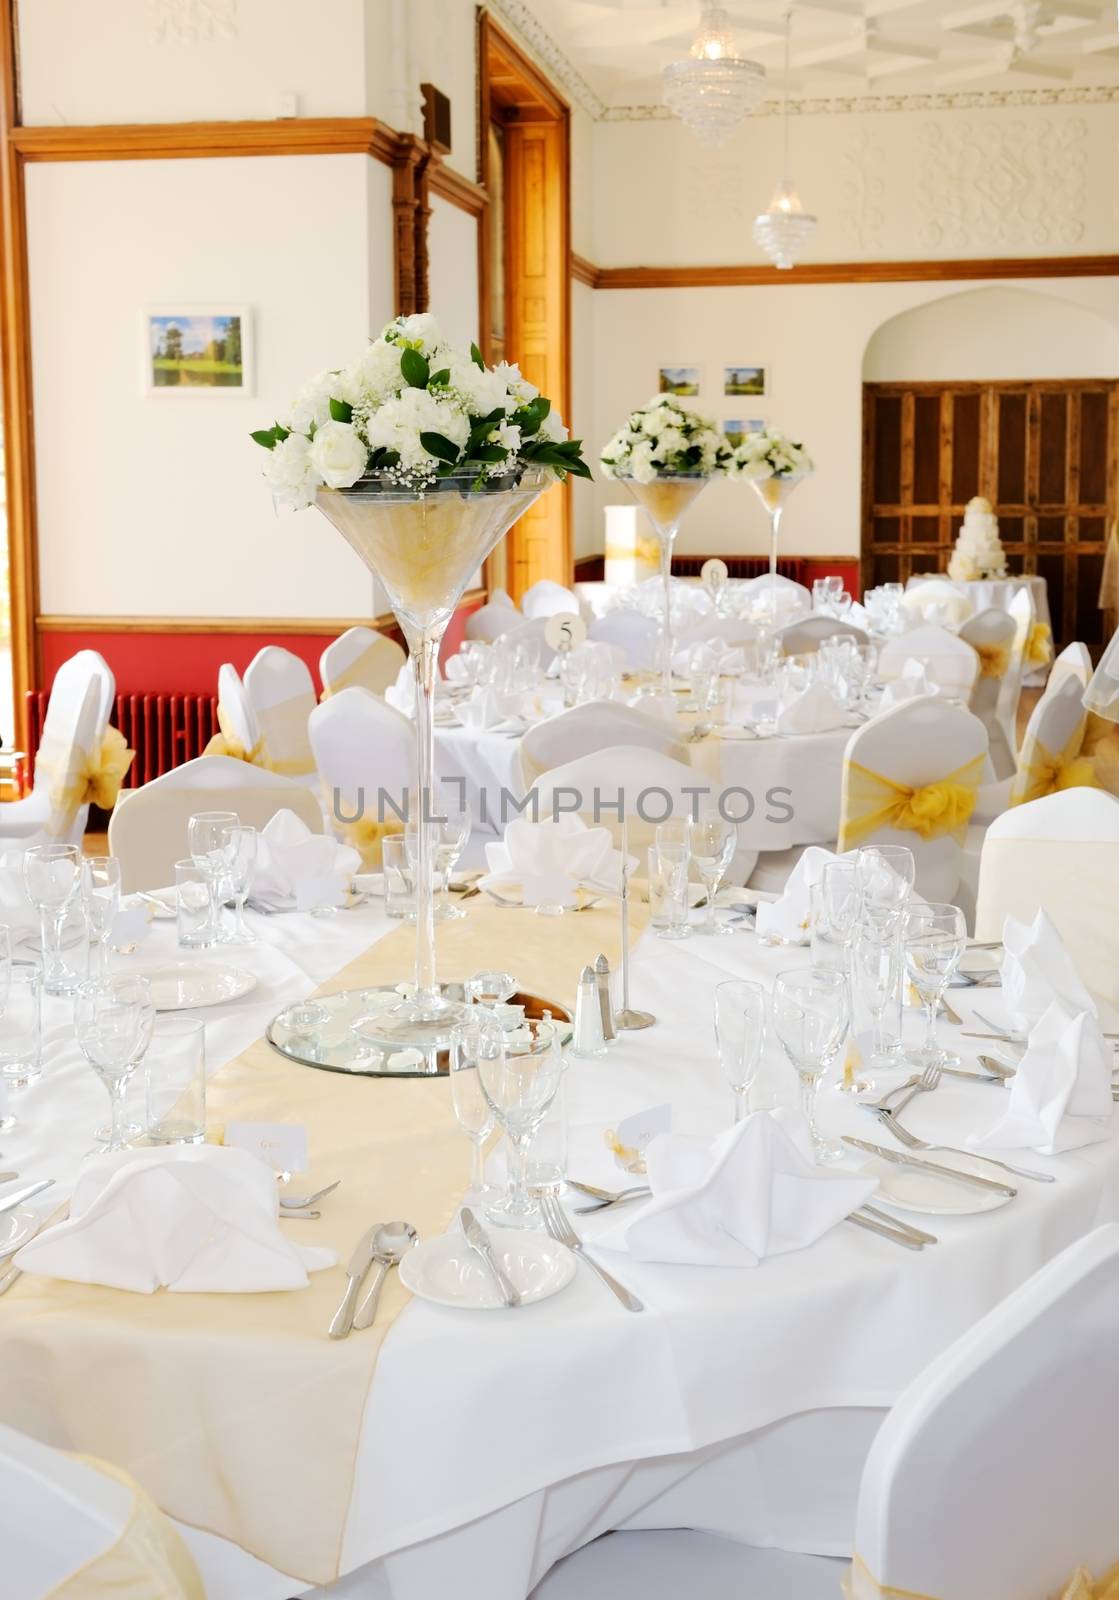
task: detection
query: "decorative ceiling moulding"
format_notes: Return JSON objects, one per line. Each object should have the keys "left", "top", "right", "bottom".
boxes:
{"left": 483, "top": 0, "right": 605, "bottom": 119}
{"left": 577, "top": 255, "right": 1119, "bottom": 289}
{"left": 599, "top": 83, "right": 1119, "bottom": 120}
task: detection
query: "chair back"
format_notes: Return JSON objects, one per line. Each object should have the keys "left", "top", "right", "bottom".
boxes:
{"left": 587, "top": 612, "right": 660, "bottom": 671}
{"left": 853, "top": 1224, "right": 1119, "bottom": 1600}
{"left": 243, "top": 647, "right": 317, "bottom": 779}
{"left": 108, "top": 755, "right": 322, "bottom": 892}
{"left": 215, "top": 663, "right": 260, "bottom": 753}
{"left": 519, "top": 700, "right": 688, "bottom": 790}
{"left": 901, "top": 577, "right": 974, "bottom": 627}
{"left": 1011, "top": 673, "right": 1093, "bottom": 807}
{"left": 319, "top": 626, "right": 405, "bottom": 699}
{"left": 959, "top": 608, "right": 1019, "bottom": 778}
{"left": 521, "top": 579, "right": 581, "bottom": 620}
{"left": 33, "top": 650, "right": 114, "bottom": 793}
{"left": 837, "top": 697, "right": 988, "bottom": 902}
{"left": 976, "top": 787, "right": 1119, "bottom": 1010}
{"left": 779, "top": 615, "right": 868, "bottom": 655}
{"left": 878, "top": 624, "right": 980, "bottom": 698}
{"left": 676, "top": 616, "right": 761, "bottom": 649}
{"left": 309, "top": 686, "right": 416, "bottom": 837}
{"left": 1049, "top": 639, "right": 1093, "bottom": 694}
{"left": 465, "top": 601, "right": 523, "bottom": 643}
{"left": 738, "top": 573, "right": 812, "bottom": 618}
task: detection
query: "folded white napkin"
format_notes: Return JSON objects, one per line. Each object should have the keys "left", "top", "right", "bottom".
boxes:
{"left": 969, "top": 999, "right": 1113, "bottom": 1155}
{"left": 13, "top": 1146, "right": 335, "bottom": 1293}
{"left": 384, "top": 662, "right": 449, "bottom": 716}
{"left": 443, "top": 655, "right": 470, "bottom": 684}
{"left": 0, "top": 850, "right": 39, "bottom": 938}
{"left": 251, "top": 809, "right": 361, "bottom": 912}
{"left": 491, "top": 588, "right": 517, "bottom": 610}
{"left": 593, "top": 1109, "right": 878, "bottom": 1267}
{"left": 479, "top": 814, "right": 627, "bottom": 899}
{"left": 754, "top": 845, "right": 840, "bottom": 943}
{"left": 879, "top": 658, "right": 937, "bottom": 711}
{"left": 451, "top": 689, "right": 508, "bottom": 731}
{"left": 776, "top": 682, "right": 847, "bottom": 734}
{"left": 1000, "top": 909, "right": 1096, "bottom": 1034}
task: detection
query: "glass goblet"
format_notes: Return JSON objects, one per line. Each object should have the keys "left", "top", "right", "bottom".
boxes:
{"left": 449, "top": 1015, "right": 502, "bottom": 1204}
{"left": 688, "top": 810, "right": 736, "bottom": 937}
{"left": 477, "top": 1023, "right": 564, "bottom": 1226}
{"left": 714, "top": 979, "right": 766, "bottom": 1123}
{"left": 903, "top": 903, "right": 966, "bottom": 1069}
{"left": 22, "top": 843, "right": 82, "bottom": 996}
{"left": 772, "top": 968, "right": 849, "bottom": 1163}
{"left": 220, "top": 823, "right": 259, "bottom": 945}
{"left": 188, "top": 810, "right": 239, "bottom": 944}
{"left": 82, "top": 855, "right": 122, "bottom": 982}
{"left": 76, "top": 974, "right": 153, "bottom": 1153}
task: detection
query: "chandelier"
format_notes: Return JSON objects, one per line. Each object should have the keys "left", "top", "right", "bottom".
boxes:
{"left": 752, "top": 9, "right": 817, "bottom": 270}
{"left": 663, "top": 1, "right": 765, "bottom": 147}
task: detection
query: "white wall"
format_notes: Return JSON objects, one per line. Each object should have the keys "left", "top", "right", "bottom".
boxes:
{"left": 27, "top": 155, "right": 395, "bottom": 618}
{"left": 427, "top": 197, "right": 480, "bottom": 350}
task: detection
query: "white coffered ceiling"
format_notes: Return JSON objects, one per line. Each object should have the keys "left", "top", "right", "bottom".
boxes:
{"left": 511, "top": 0, "right": 1119, "bottom": 109}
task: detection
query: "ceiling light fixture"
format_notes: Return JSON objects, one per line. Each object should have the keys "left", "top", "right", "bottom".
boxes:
{"left": 663, "top": 1, "right": 765, "bottom": 147}
{"left": 752, "top": 8, "right": 817, "bottom": 271}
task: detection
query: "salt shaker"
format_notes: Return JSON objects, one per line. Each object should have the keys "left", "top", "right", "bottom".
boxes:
{"left": 573, "top": 964, "right": 607, "bottom": 1058}
{"left": 594, "top": 953, "right": 617, "bottom": 1043}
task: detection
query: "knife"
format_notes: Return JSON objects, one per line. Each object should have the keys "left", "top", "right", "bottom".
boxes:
{"left": 460, "top": 1206, "right": 520, "bottom": 1308}
{"left": 328, "top": 1223, "right": 382, "bottom": 1340}
{"left": 0, "top": 1179, "right": 54, "bottom": 1216}
{"left": 842, "top": 1138, "right": 1017, "bottom": 1197}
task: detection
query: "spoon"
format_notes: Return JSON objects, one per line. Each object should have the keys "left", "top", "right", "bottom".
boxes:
{"left": 280, "top": 1179, "right": 342, "bottom": 1210}
{"left": 351, "top": 1221, "right": 419, "bottom": 1331}
{"left": 977, "top": 1054, "right": 1016, "bottom": 1080}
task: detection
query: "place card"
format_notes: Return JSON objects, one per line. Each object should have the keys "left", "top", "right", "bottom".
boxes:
{"left": 608, "top": 1102, "right": 672, "bottom": 1171}
{"left": 224, "top": 1121, "right": 309, "bottom": 1177}
{"left": 110, "top": 907, "right": 150, "bottom": 949}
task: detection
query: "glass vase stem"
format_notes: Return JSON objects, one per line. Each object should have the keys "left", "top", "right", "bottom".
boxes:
{"left": 769, "top": 504, "right": 784, "bottom": 595}
{"left": 411, "top": 627, "right": 442, "bottom": 1012}
{"left": 658, "top": 527, "right": 677, "bottom": 703}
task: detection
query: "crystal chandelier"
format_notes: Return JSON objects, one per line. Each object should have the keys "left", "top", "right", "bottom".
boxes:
{"left": 663, "top": 1, "right": 765, "bottom": 148}
{"left": 752, "top": 9, "right": 817, "bottom": 270}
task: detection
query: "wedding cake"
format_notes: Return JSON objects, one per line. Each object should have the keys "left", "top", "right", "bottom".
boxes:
{"left": 947, "top": 496, "right": 1008, "bottom": 581}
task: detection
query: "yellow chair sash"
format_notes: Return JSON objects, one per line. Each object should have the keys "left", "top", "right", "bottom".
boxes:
{"left": 1009, "top": 718, "right": 1119, "bottom": 806}
{"left": 973, "top": 640, "right": 1010, "bottom": 680}
{"left": 1026, "top": 620, "right": 1054, "bottom": 668}
{"left": 46, "top": 726, "right": 135, "bottom": 832}
{"left": 49, "top": 1455, "right": 204, "bottom": 1600}
{"left": 341, "top": 812, "right": 405, "bottom": 870}
{"left": 838, "top": 754, "right": 984, "bottom": 852}
{"left": 203, "top": 702, "right": 269, "bottom": 768}
{"left": 843, "top": 1552, "right": 1119, "bottom": 1600}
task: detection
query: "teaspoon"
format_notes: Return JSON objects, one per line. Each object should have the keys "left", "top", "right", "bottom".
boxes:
{"left": 352, "top": 1221, "right": 419, "bottom": 1331}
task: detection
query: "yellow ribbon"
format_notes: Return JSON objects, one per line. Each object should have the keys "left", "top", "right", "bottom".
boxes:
{"left": 1010, "top": 719, "right": 1119, "bottom": 806}
{"left": 202, "top": 702, "right": 269, "bottom": 768}
{"left": 49, "top": 1455, "right": 204, "bottom": 1599}
{"left": 46, "top": 726, "right": 135, "bottom": 832}
{"left": 843, "top": 1553, "right": 1119, "bottom": 1600}
{"left": 1026, "top": 620, "right": 1054, "bottom": 667}
{"left": 838, "top": 754, "right": 984, "bottom": 852}
{"left": 341, "top": 813, "right": 405, "bottom": 870}
{"left": 973, "top": 640, "right": 1010, "bottom": 680}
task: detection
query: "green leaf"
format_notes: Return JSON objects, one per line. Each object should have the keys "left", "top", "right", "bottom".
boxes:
{"left": 512, "top": 396, "right": 550, "bottom": 436}
{"left": 250, "top": 428, "right": 278, "bottom": 450}
{"left": 429, "top": 368, "right": 450, "bottom": 388}
{"left": 420, "top": 430, "right": 462, "bottom": 465}
{"left": 470, "top": 342, "right": 485, "bottom": 371}
{"left": 273, "top": 422, "right": 290, "bottom": 440}
{"left": 328, "top": 397, "right": 353, "bottom": 424}
{"left": 471, "top": 444, "right": 508, "bottom": 464}
{"left": 401, "top": 347, "right": 430, "bottom": 388}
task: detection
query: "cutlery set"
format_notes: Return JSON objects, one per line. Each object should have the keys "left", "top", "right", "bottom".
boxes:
{"left": 329, "top": 1219, "right": 419, "bottom": 1340}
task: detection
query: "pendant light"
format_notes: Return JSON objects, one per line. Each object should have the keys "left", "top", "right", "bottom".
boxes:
{"left": 752, "top": 8, "right": 817, "bottom": 270}
{"left": 663, "top": 1, "right": 766, "bottom": 148}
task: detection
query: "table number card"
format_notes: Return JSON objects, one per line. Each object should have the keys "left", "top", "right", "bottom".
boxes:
{"left": 224, "top": 1122, "right": 309, "bottom": 1177}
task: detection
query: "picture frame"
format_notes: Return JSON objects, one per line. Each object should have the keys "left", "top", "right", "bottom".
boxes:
{"left": 724, "top": 365, "right": 766, "bottom": 398}
{"left": 657, "top": 366, "right": 701, "bottom": 398}
{"left": 723, "top": 417, "right": 766, "bottom": 448}
{"left": 144, "top": 304, "right": 253, "bottom": 395}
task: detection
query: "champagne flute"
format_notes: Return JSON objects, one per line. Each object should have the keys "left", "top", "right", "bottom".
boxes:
{"left": 188, "top": 810, "right": 239, "bottom": 945}
{"left": 903, "top": 903, "right": 966, "bottom": 1069}
{"left": 220, "top": 824, "right": 258, "bottom": 946}
{"left": 75, "top": 974, "right": 153, "bottom": 1153}
{"left": 855, "top": 845, "right": 915, "bottom": 928}
{"left": 853, "top": 921, "right": 902, "bottom": 1071}
{"left": 772, "top": 969, "right": 849, "bottom": 1163}
{"left": 714, "top": 979, "right": 766, "bottom": 1123}
{"left": 82, "top": 855, "right": 122, "bottom": 982}
{"left": 434, "top": 797, "right": 472, "bottom": 922}
{"left": 22, "top": 844, "right": 82, "bottom": 995}
{"left": 449, "top": 1016, "right": 501, "bottom": 1203}
{"left": 688, "top": 810, "right": 736, "bottom": 936}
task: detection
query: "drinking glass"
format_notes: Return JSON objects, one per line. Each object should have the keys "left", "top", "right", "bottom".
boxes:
{"left": 93, "top": 971, "right": 156, "bottom": 1147}
{"left": 824, "top": 575, "right": 844, "bottom": 606}
{"left": 0, "top": 959, "right": 41, "bottom": 1095}
{"left": 477, "top": 1021, "right": 564, "bottom": 1226}
{"left": 812, "top": 577, "right": 831, "bottom": 614}
{"left": 0, "top": 922, "right": 10, "bottom": 1018}
{"left": 688, "top": 810, "right": 736, "bottom": 936}
{"left": 382, "top": 836, "right": 415, "bottom": 921}
{"left": 466, "top": 970, "right": 517, "bottom": 1008}
{"left": 421, "top": 795, "right": 471, "bottom": 922}
{"left": 75, "top": 974, "right": 154, "bottom": 1153}
{"left": 853, "top": 921, "right": 902, "bottom": 1069}
{"left": 714, "top": 979, "right": 766, "bottom": 1123}
{"left": 449, "top": 1014, "right": 501, "bottom": 1204}
{"left": 648, "top": 844, "right": 690, "bottom": 940}
{"left": 146, "top": 1016, "right": 206, "bottom": 1144}
{"left": 772, "top": 968, "right": 849, "bottom": 1163}
{"left": 903, "top": 903, "right": 966, "bottom": 1069}
{"left": 220, "top": 823, "right": 258, "bottom": 946}
{"left": 855, "top": 845, "right": 915, "bottom": 928}
{"left": 525, "top": 1019, "right": 568, "bottom": 1192}
{"left": 175, "top": 859, "right": 214, "bottom": 948}
{"left": 82, "top": 855, "right": 121, "bottom": 981}
{"left": 22, "top": 843, "right": 82, "bottom": 996}
{"left": 188, "top": 810, "right": 239, "bottom": 944}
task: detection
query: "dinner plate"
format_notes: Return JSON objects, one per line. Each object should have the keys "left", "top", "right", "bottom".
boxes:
{"left": 864, "top": 1153, "right": 1013, "bottom": 1216}
{"left": 0, "top": 1205, "right": 43, "bottom": 1259}
{"left": 399, "top": 1227, "right": 575, "bottom": 1310}
{"left": 133, "top": 962, "right": 258, "bottom": 1011}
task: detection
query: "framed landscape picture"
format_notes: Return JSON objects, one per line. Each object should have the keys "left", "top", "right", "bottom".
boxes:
{"left": 724, "top": 365, "right": 766, "bottom": 397}
{"left": 658, "top": 366, "right": 701, "bottom": 398}
{"left": 145, "top": 305, "right": 252, "bottom": 393}
{"left": 723, "top": 417, "right": 766, "bottom": 447}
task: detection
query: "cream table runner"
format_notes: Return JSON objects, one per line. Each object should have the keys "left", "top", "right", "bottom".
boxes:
{"left": 0, "top": 902, "right": 635, "bottom": 1586}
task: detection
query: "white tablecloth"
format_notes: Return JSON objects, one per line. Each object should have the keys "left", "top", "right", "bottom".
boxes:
{"left": 906, "top": 574, "right": 1051, "bottom": 683}
{"left": 3, "top": 897, "right": 1117, "bottom": 1599}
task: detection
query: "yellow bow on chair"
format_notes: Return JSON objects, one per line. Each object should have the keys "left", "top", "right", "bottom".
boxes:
{"left": 203, "top": 703, "right": 268, "bottom": 768}
{"left": 46, "top": 726, "right": 135, "bottom": 834}
{"left": 341, "top": 813, "right": 405, "bottom": 870}
{"left": 1010, "top": 718, "right": 1119, "bottom": 806}
{"left": 1025, "top": 620, "right": 1054, "bottom": 668}
{"left": 973, "top": 641, "right": 1010, "bottom": 679}
{"left": 838, "top": 754, "right": 984, "bottom": 852}
{"left": 843, "top": 1554, "right": 1119, "bottom": 1600}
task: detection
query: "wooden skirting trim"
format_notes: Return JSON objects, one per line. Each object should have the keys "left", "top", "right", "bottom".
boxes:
{"left": 573, "top": 555, "right": 857, "bottom": 580}
{"left": 36, "top": 596, "right": 487, "bottom": 636}
{"left": 580, "top": 255, "right": 1119, "bottom": 289}
{"left": 429, "top": 158, "right": 488, "bottom": 217}
{"left": 11, "top": 117, "right": 401, "bottom": 165}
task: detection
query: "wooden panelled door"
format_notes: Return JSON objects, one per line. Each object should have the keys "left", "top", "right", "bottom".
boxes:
{"left": 862, "top": 380, "right": 1119, "bottom": 650}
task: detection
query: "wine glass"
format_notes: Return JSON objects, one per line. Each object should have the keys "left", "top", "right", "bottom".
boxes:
{"left": 75, "top": 974, "right": 154, "bottom": 1153}
{"left": 220, "top": 823, "right": 258, "bottom": 945}
{"left": 853, "top": 921, "right": 902, "bottom": 1071}
{"left": 903, "top": 903, "right": 966, "bottom": 1069}
{"left": 435, "top": 797, "right": 471, "bottom": 922}
{"left": 22, "top": 844, "right": 82, "bottom": 995}
{"left": 688, "top": 810, "right": 736, "bottom": 936}
{"left": 813, "top": 861, "right": 870, "bottom": 1095}
{"left": 82, "top": 855, "right": 122, "bottom": 982}
{"left": 714, "top": 979, "right": 766, "bottom": 1123}
{"left": 0, "top": 923, "right": 10, "bottom": 1019}
{"left": 772, "top": 969, "right": 849, "bottom": 1163}
{"left": 476, "top": 1021, "right": 565, "bottom": 1226}
{"left": 93, "top": 971, "right": 156, "bottom": 1147}
{"left": 449, "top": 1015, "right": 502, "bottom": 1204}
{"left": 855, "top": 845, "right": 915, "bottom": 928}
{"left": 188, "top": 810, "right": 239, "bottom": 945}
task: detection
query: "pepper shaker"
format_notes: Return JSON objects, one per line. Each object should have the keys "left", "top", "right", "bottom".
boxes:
{"left": 594, "top": 953, "right": 617, "bottom": 1043}
{"left": 573, "top": 964, "right": 607, "bottom": 1058}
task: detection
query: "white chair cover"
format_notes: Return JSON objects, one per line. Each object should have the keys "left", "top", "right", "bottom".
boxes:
{"left": 1084, "top": 626, "right": 1119, "bottom": 723}
{"left": 243, "top": 647, "right": 317, "bottom": 779}
{"left": 0, "top": 1423, "right": 204, "bottom": 1600}
{"left": 521, "top": 580, "right": 581, "bottom": 620}
{"left": 838, "top": 697, "right": 988, "bottom": 903}
{"left": 676, "top": 617, "right": 761, "bottom": 648}
{"left": 738, "top": 573, "right": 811, "bottom": 603}
{"left": 779, "top": 615, "right": 868, "bottom": 655}
{"left": 587, "top": 612, "right": 660, "bottom": 671}
{"left": 958, "top": 608, "right": 1019, "bottom": 779}
{"left": 901, "top": 576, "right": 974, "bottom": 627}
{"left": 465, "top": 602, "right": 523, "bottom": 644}
{"left": 1048, "top": 639, "right": 1093, "bottom": 694}
{"left": 519, "top": 701, "right": 689, "bottom": 790}
{"left": 853, "top": 1223, "right": 1119, "bottom": 1600}
{"left": 490, "top": 588, "right": 516, "bottom": 609}
{"left": 107, "top": 755, "right": 323, "bottom": 893}
{"left": 319, "top": 627, "right": 406, "bottom": 699}
{"left": 975, "top": 787, "right": 1119, "bottom": 1010}
{"left": 308, "top": 687, "right": 416, "bottom": 843}
{"left": 0, "top": 651, "right": 116, "bottom": 846}
{"left": 878, "top": 624, "right": 980, "bottom": 699}
{"left": 215, "top": 663, "right": 260, "bottom": 754}
{"left": 1011, "top": 673, "right": 1090, "bottom": 807}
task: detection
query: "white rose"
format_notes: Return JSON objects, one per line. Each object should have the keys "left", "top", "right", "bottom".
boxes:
{"left": 658, "top": 426, "right": 686, "bottom": 457}
{"left": 286, "top": 370, "right": 343, "bottom": 434}
{"left": 489, "top": 420, "right": 522, "bottom": 454}
{"left": 346, "top": 339, "right": 408, "bottom": 406}
{"left": 383, "top": 312, "right": 446, "bottom": 358}
{"left": 264, "top": 432, "right": 321, "bottom": 510}
{"left": 365, "top": 388, "right": 470, "bottom": 475}
{"left": 630, "top": 439, "right": 657, "bottom": 483}
{"left": 493, "top": 360, "right": 538, "bottom": 406}
{"left": 448, "top": 356, "right": 513, "bottom": 419}
{"left": 308, "top": 420, "right": 368, "bottom": 489}
{"left": 539, "top": 408, "right": 568, "bottom": 443}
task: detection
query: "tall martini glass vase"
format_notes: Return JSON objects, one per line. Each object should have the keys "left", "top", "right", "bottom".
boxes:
{"left": 621, "top": 475, "right": 710, "bottom": 706}
{"left": 747, "top": 472, "right": 806, "bottom": 625}
{"left": 315, "top": 470, "right": 547, "bottom": 1044}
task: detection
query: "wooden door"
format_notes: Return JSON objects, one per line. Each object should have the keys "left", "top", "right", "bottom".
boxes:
{"left": 862, "top": 380, "right": 1119, "bottom": 650}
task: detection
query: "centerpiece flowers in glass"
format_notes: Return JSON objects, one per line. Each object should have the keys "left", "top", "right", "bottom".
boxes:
{"left": 732, "top": 426, "right": 814, "bottom": 620}
{"left": 253, "top": 313, "right": 590, "bottom": 1045}
{"left": 600, "top": 396, "right": 732, "bottom": 704}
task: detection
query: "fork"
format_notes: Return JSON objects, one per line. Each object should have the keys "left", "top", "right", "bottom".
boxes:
{"left": 885, "top": 1061, "right": 942, "bottom": 1119}
{"left": 877, "top": 1111, "right": 1055, "bottom": 1183}
{"left": 539, "top": 1194, "right": 644, "bottom": 1312}
{"left": 864, "top": 1075, "right": 921, "bottom": 1113}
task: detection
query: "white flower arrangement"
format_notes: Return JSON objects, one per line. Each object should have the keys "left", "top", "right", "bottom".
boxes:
{"left": 253, "top": 313, "right": 590, "bottom": 508}
{"left": 599, "top": 395, "right": 733, "bottom": 484}
{"left": 730, "top": 426, "right": 813, "bottom": 481}
{"left": 947, "top": 496, "right": 1007, "bottom": 581}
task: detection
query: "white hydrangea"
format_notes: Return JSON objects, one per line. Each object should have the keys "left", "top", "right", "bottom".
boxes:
{"left": 285, "top": 370, "right": 343, "bottom": 434}
{"left": 729, "top": 427, "right": 813, "bottom": 480}
{"left": 263, "top": 432, "right": 321, "bottom": 510}
{"left": 383, "top": 312, "right": 447, "bottom": 359}
{"left": 447, "top": 356, "right": 515, "bottom": 420}
{"left": 600, "top": 394, "right": 730, "bottom": 480}
{"left": 345, "top": 340, "right": 410, "bottom": 406}
{"left": 364, "top": 388, "right": 471, "bottom": 477}
{"left": 308, "top": 420, "right": 368, "bottom": 489}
